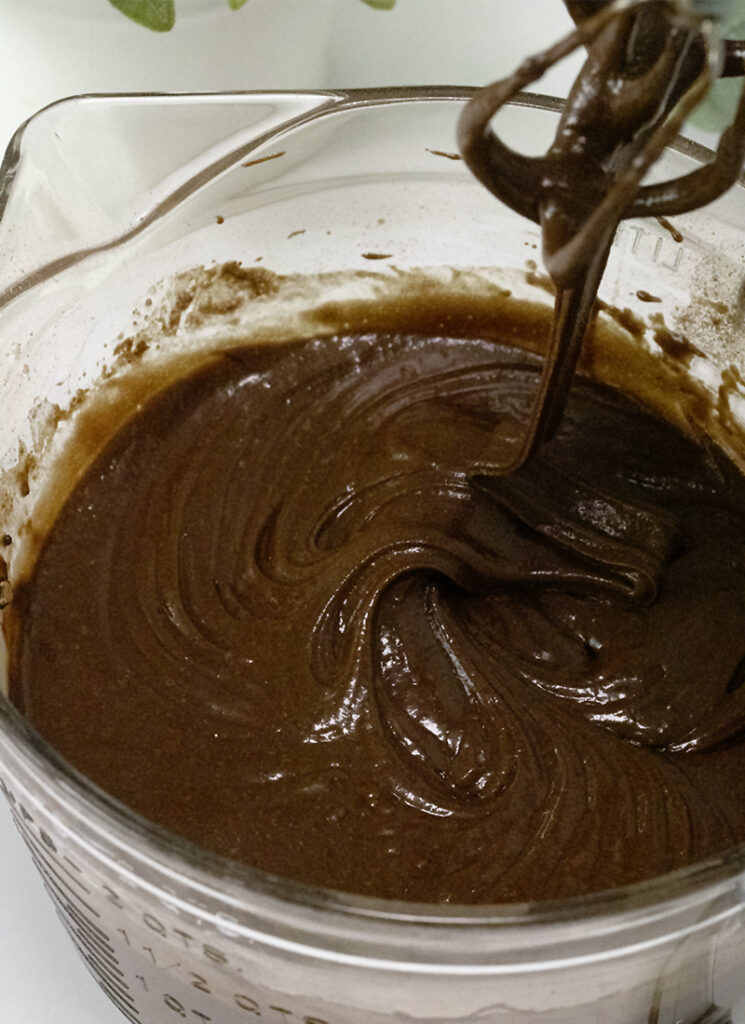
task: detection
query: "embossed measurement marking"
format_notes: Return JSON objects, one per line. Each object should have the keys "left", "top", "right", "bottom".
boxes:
{"left": 10, "top": 807, "right": 140, "bottom": 1022}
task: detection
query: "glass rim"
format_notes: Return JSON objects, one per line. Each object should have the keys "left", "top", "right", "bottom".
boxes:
{"left": 0, "top": 86, "right": 720, "bottom": 309}
{"left": 0, "top": 85, "right": 743, "bottom": 935}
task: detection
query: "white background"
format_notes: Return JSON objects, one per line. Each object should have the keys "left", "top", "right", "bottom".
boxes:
{"left": 0, "top": 1, "right": 613, "bottom": 1020}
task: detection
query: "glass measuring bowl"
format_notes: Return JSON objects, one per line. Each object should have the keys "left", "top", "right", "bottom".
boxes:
{"left": 1, "top": 89, "right": 745, "bottom": 1024}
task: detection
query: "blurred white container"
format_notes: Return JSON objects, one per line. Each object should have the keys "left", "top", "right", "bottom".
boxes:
{"left": 0, "top": 0, "right": 336, "bottom": 146}
{"left": 0, "top": 0, "right": 582, "bottom": 153}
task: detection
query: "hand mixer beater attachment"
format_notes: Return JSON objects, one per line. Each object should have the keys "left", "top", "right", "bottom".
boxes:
{"left": 458, "top": 0, "right": 745, "bottom": 473}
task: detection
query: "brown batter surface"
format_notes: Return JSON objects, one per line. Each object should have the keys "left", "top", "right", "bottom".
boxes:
{"left": 9, "top": 313, "right": 745, "bottom": 903}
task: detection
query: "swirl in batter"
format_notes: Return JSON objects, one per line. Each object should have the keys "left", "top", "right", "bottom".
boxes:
{"left": 10, "top": 315, "right": 745, "bottom": 903}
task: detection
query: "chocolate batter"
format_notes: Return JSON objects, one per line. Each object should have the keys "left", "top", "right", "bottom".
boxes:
{"left": 7, "top": 4, "right": 745, "bottom": 908}
{"left": 9, "top": 304, "right": 745, "bottom": 903}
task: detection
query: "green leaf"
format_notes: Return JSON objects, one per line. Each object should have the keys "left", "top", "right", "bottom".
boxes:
{"left": 228, "top": 0, "right": 250, "bottom": 8}
{"left": 360, "top": 0, "right": 397, "bottom": 8}
{"left": 107, "top": 0, "right": 175, "bottom": 31}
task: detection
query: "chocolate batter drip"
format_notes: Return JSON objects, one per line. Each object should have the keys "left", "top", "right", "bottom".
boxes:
{"left": 11, "top": 319, "right": 745, "bottom": 903}
{"left": 458, "top": 0, "right": 745, "bottom": 472}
